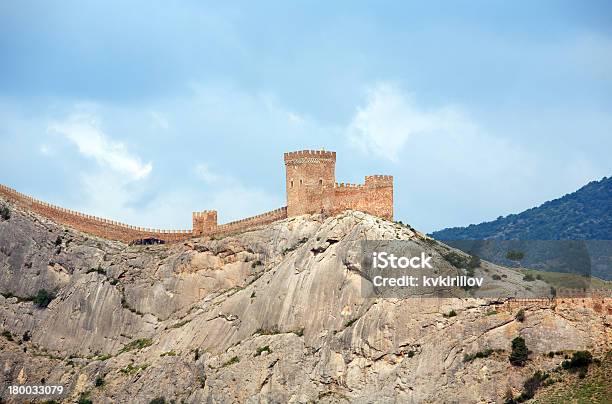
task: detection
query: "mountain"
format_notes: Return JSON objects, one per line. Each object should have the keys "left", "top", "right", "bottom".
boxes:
{"left": 0, "top": 197, "right": 610, "bottom": 403}
{"left": 429, "top": 176, "right": 612, "bottom": 280}
{"left": 430, "top": 176, "right": 612, "bottom": 240}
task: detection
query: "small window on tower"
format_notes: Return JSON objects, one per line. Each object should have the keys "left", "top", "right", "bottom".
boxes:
{"left": 290, "top": 180, "right": 294, "bottom": 188}
{"left": 300, "top": 179, "right": 303, "bottom": 186}
{"left": 319, "top": 179, "right": 323, "bottom": 185}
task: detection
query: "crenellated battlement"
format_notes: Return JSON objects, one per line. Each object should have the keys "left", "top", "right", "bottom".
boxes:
{"left": 284, "top": 150, "right": 336, "bottom": 164}
{"left": 212, "top": 207, "right": 287, "bottom": 235}
{"left": 365, "top": 175, "right": 393, "bottom": 182}
{"left": 0, "top": 149, "right": 393, "bottom": 244}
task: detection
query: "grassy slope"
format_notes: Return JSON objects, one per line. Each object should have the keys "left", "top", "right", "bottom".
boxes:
{"left": 534, "top": 352, "right": 612, "bottom": 404}
{"left": 520, "top": 268, "right": 612, "bottom": 291}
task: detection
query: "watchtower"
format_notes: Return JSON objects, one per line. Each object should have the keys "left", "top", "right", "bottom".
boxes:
{"left": 284, "top": 150, "right": 336, "bottom": 217}
{"left": 192, "top": 210, "right": 218, "bottom": 236}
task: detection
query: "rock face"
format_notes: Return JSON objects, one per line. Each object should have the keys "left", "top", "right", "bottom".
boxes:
{"left": 0, "top": 199, "right": 610, "bottom": 403}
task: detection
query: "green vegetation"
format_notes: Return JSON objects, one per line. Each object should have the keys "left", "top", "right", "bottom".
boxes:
{"left": 522, "top": 274, "right": 535, "bottom": 282}
{"left": 506, "top": 250, "right": 525, "bottom": 261}
{"left": 443, "top": 252, "right": 470, "bottom": 268}
{"left": 221, "top": 356, "right": 240, "bottom": 367}
{"left": 492, "top": 274, "right": 502, "bottom": 280}
{"left": 521, "top": 268, "right": 612, "bottom": 291}
{"left": 94, "top": 375, "right": 105, "bottom": 387}
{"left": 424, "top": 237, "right": 438, "bottom": 246}
{"left": 254, "top": 345, "right": 272, "bottom": 357}
{"left": 33, "top": 289, "right": 55, "bottom": 308}
{"left": 149, "top": 398, "right": 166, "bottom": 404}
{"left": 119, "top": 363, "right": 149, "bottom": 375}
{"left": 119, "top": 338, "right": 153, "bottom": 353}
{"left": 292, "top": 328, "right": 305, "bottom": 337}
{"left": 121, "top": 297, "right": 143, "bottom": 315}
{"left": 562, "top": 350, "right": 593, "bottom": 371}
{"left": 345, "top": 318, "right": 358, "bottom": 327}
{"left": 1, "top": 330, "right": 14, "bottom": 341}
{"left": 509, "top": 336, "right": 529, "bottom": 366}
{"left": 160, "top": 350, "right": 177, "bottom": 357}
{"left": 94, "top": 354, "right": 112, "bottom": 361}
{"left": 430, "top": 176, "right": 612, "bottom": 241}
{"left": 86, "top": 265, "right": 106, "bottom": 275}
{"left": 533, "top": 351, "right": 611, "bottom": 403}
{"left": 511, "top": 370, "right": 550, "bottom": 402}
{"left": 253, "top": 327, "right": 281, "bottom": 335}
{"left": 467, "top": 255, "right": 481, "bottom": 269}
{"left": 463, "top": 348, "right": 501, "bottom": 363}
{"left": 486, "top": 309, "right": 498, "bottom": 316}
{"left": 0, "top": 204, "right": 10, "bottom": 220}
{"left": 515, "top": 309, "right": 525, "bottom": 322}
{"left": 77, "top": 391, "right": 93, "bottom": 404}
{"left": 443, "top": 310, "right": 457, "bottom": 318}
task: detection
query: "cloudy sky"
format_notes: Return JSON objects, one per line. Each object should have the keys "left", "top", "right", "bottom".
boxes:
{"left": 1, "top": 1, "right": 611, "bottom": 232}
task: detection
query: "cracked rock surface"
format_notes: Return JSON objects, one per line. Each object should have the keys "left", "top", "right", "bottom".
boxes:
{"left": 0, "top": 198, "right": 610, "bottom": 403}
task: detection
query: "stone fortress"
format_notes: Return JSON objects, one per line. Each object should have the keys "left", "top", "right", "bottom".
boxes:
{"left": 0, "top": 150, "right": 393, "bottom": 243}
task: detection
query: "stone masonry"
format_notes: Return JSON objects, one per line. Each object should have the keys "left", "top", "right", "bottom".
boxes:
{"left": 284, "top": 150, "right": 393, "bottom": 220}
{"left": 0, "top": 150, "right": 393, "bottom": 243}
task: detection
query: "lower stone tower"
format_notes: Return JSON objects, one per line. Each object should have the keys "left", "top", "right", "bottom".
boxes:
{"left": 192, "top": 210, "right": 217, "bottom": 236}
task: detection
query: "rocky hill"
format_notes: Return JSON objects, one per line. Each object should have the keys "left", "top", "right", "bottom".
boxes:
{"left": 0, "top": 198, "right": 610, "bottom": 403}
{"left": 431, "top": 176, "right": 612, "bottom": 240}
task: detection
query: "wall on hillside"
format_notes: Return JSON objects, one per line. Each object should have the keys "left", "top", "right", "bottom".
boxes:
{"left": 0, "top": 149, "right": 392, "bottom": 243}
{"left": 0, "top": 184, "right": 192, "bottom": 244}
{"left": 331, "top": 175, "right": 393, "bottom": 220}
{"left": 0, "top": 184, "right": 288, "bottom": 243}
{"left": 211, "top": 207, "right": 288, "bottom": 236}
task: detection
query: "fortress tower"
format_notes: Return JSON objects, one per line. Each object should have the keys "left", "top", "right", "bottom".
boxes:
{"left": 284, "top": 150, "right": 393, "bottom": 220}
{"left": 284, "top": 150, "right": 337, "bottom": 217}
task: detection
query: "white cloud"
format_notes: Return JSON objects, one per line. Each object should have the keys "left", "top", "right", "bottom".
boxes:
{"left": 347, "top": 82, "right": 469, "bottom": 161}
{"left": 193, "top": 161, "right": 283, "bottom": 222}
{"left": 48, "top": 114, "right": 152, "bottom": 180}
{"left": 206, "top": 184, "right": 284, "bottom": 223}
{"left": 194, "top": 163, "right": 221, "bottom": 183}
{"left": 344, "top": 82, "right": 547, "bottom": 230}
{"left": 39, "top": 144, "right": 52, "bottom": 155}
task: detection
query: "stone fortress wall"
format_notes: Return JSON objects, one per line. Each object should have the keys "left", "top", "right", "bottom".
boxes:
{"left": 0, "top": 184, "right": 193, "bottom": 244}
{"left": 0, "top": 150, "right": 393, "bottom": 243}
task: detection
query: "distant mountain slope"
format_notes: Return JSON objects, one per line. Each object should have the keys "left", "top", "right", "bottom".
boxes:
{"left": 430, "top": 176, "right": 612, "bottom": 240}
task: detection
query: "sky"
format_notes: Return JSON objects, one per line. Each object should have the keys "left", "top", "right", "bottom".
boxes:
{"left": 0, "top": 1, "right": 611, "bottom": 233}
